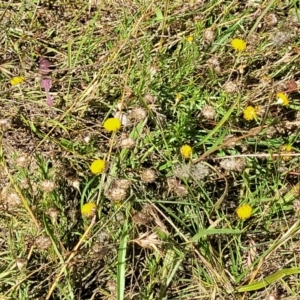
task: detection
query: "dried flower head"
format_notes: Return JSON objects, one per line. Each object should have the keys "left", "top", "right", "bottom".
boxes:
{"left": 35, "top": 235, "right": 52, "bottom": 250}
{"left": 243, "top": 106, "right": 257, "bottom": 121}
{"left": 265, "top": 13, "right": 278, "bottom": 26}
{"left": 10, "top": 76, "right": 25, "bottom": 86}
{"left": 143, "top": 94, "right": 157, "bottom": 104}
{"left": 140, "top": 169, "right": 157, "bottom": 183}
{"left": 174, "top": 185, "right": 189, "bottom": 197}
{"left": 180, "top": 144, "right": 192, "bottom": 159}
{"left": 190, "top": 163, "right": 210, "bottom": 180}
{"left": 114, "top": 112, "right": 130, "bottom": 127}
{"left": 105, "top": 187, "right": 127, "bottom": 202}
{"left": 293, "top": 199, "right": 300, "bottom": 214}
{"left": 173, "top": 164, "right": 191, "bottom": 180}
{"left": 276, "top": 92, "right": 289, "bottom": 106}
{"left": 16, "top": 258, "right": 27, "bottom": 270}
{"left": 120, "top": 137, "right": 135, "bottom": 149}
{"left": 272, "top": 31, "right": 291, "bottom": 46}
{"left": 81, "top": 202, "right": 97, "bottom": 217}
{"left": 103, "top": 118, "right": 121, "bottom": 132}
{"left": 220, "top": 158, "right": 246, "bottom": 172}
{"left": 90, "top": 159, "right": 106, "bottom": 175}
{"left": 207, "top": 56, "right": 221, "bottom": 73}
{"left": 6, "top": 192, "right": 21, "bottom": 207}
{"left": 15, "top": 154, "right": 30, "bottom": 168}
{"left": 40, "top": 180, "right": 56, "bottom": 193}
{"left": 231, "top": 38, "right": 246, "bottom": 51}
{"left": 223, "top": 81, "right": 238, "bottom": 93}
{"left": 130, "top": 107, "right": 147, "bottom": 121}
{"left": 113, "top": 179, "right": 132, "bottom": 190}
{"left": 46, "top": 208, "right": 60, "bottom": 222}
{"left": 203, "top": 28, "right": 215, "bottom": 43}
{"left": 202, "top": 105, "right": 216, "bottom": 120}
{"left": 236, "top": 204, "right": 253, "bottom": 220}
{"left": 0, "top": 118, "right": 10, "bottom": 130}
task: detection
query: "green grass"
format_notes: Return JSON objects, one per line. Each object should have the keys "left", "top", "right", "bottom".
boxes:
{"left": 1, "top": 0, "right": 300, "bottom": 299}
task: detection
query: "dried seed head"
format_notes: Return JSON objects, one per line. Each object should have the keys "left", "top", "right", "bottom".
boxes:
{"left": 264, "top": 13, "right": 278, "bottom": 27}
{"left": 140, "top": 169, "right": 157, "bottom": 183}
{"left": 105, "top": 187, "right": 127, "bottom": 202}
{"left": 149, "top": 64, "right": 159, "bottom": 78}
{"left": 190, "top": 163, "right": 210, "bottom": 180}
{"left": 223, "top": 81, "right": 238, "bottom": 93}
{"left": 113, "top": 179, "right": 132, "bottom": 190}
{"left": 173, "top": 164, "right": 191, "bottom": 180}
{"left": 201, "top": 105, "right": 216, "bottom": 120}
{"left": 120, "top": 137, "right": 135, "bottom": 149}
{"left": 293, "top": 200, "right": 300, "bottom": 214}
{"left": 174, "top": 185, "right": 188, "bottom": 197}
{"left": 16, "top": 258, "right": 27, "bottom": 270}
{"left": 0, "top": 118, "right": 10, "bottom": 130}
{"left": 203, "top": 28, "right": 215, "bottom": 43}
{"left": 40, "top": 180, "right": 56, "bottom": 193}
{"left": 6, "top": 192, "right": 21, "bottom": 207}
{"left": 114, "top": 111, "right": 130, "bottom": 127}
{"left": 167, "top": 177, "right": 179, "bottom": 190}
{"left": 46, "top": 208, "right": 60, "bottom": 222}
{"left": 130, "top": 107, "right": 147, "bottom": 121}
{"left": 272, "top": 31, "right": 292, "bottom": 46}
{"left": 207, "top": 57, "right": 221, "bottom": 73}
{"left": 266, "top": 294, "right": 279, "bottom": 300}
{"left": 15, "top": 155, "right": 30, "bottom": 168}
{"left": 143, "top": 94, "right": 157, "bottom": 104}
{"left": 35, "top": 235, "right": 52, "bottom": 250}
{"left": 220, "top": 158, "right": 246, "bottom": 172}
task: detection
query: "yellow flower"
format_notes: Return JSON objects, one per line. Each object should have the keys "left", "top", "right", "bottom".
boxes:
{"left": 231, "top": 38, "right": 246, "bottom": 51}
{"left": 81, "top": 202, "right": 97, "bottom": 217}
{"left": 10, "top": 76, "right": 25, "bottom": 86}
{"left": 180, "top": 144, "right": 192, "bottom": 159}
{"left": 280, "top": 144, "right": 292, "bottom": 161}
{"left": 236, "top": 204, "right": 253, "bottom": 220}
{"left": 103, "top": 118, "right": 121, "bottom": 132}
{"left": 243, "top": 106, "right": 257, "bottom": 121}
{"left": 90, "top": 159, "right": 106, "bottom": 174}
{"left": 186, "top": 35, "right": 194, "bottom": 43}
{"left": 276, "top": 92, "right": 289, "bottom": 106}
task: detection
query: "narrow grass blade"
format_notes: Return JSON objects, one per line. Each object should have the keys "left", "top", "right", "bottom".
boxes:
{"left": 237, "top": 268, "right": 300, "bottom": 292}
{"left": 117, "top": 219, "right": 128, "bottom": 300}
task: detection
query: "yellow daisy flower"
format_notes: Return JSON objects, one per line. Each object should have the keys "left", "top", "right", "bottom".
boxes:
{"left": 10, "top": 76, "right": 25, "bottom": 86}
{"left": 276, "top": 92, "right": 289, "bottom": 106}
{"left": 90, "top": 159, "right": 106, "bottom": 174}
{"left": 236, "top": 204, "right": 253, "bottom": 220}
{"left": 231, "top": 38, "right": 246, "bottom": 51}
{"left": 186, "top": 35, "right": 194, "bottom": 43}
{"left": 243, "top": 106, "right": 257, "bottom": 121}
{"left": 280, "top": 144, "right": 292, "bottom": 161}
{"left": 103, "top": 118, "right": 121, "bottom": 132}
{"left": 180, "top": 144, "right": 192, "bottom": 159}
{"left": 81, "top": 202, "right": 97, "bottom": 217}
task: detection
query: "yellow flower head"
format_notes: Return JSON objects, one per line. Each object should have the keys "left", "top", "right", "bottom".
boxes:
{"left": 10, "top": 76, "right": 25, "bottom": 86}
{"left": 186, "top": 35, "right": 194, "bottom": 43}
{"left": 231, "top": 38, "right": 246, "bottom": 51}
{"left": 103, "top": 118, "right": 121, "bottom": 132}
{"left": 90, "top": 159, "right": 106, "bottom": 175}
{"left": 280, "top": 144, "right": 292, "bottom": 161}
{"left": 276, "top": 92, "right": 289, "bottom": 106}
{"left": 180, "top": 144, "right": 192, "bottom": 159}
{"left": 243, "top": 106, "right": 257, "bottom": 121}
{"left": 81, "top": 202, "right": 97, "bottom": 217}
{"left": 236, "top": 204, "right": 253, "bottom": 220}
